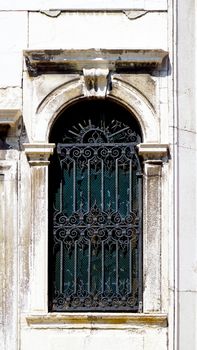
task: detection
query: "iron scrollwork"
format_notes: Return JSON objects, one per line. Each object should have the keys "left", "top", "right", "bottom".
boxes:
{"left": 49, "top": 112, "right": 142, "bottom": 312}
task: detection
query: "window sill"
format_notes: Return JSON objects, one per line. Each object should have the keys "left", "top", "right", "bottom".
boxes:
{"left": 25, "top": 313, "right": 168, "bottom": 329}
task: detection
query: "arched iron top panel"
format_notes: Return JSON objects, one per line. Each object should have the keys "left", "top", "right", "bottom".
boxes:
{"left": 49, "top": 99, "right": 142, "bottom": 145}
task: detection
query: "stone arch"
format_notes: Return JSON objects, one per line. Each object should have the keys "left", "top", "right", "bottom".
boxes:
{"left": 108, "top": 77, "right": 159, "bottom": 143}
{"left": 32, "top": 75, "right": 159, "bottom": 143}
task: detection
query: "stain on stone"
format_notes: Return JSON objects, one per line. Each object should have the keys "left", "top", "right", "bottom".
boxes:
{"left": 18, "top": 121, "right": 28, "bottom": 150}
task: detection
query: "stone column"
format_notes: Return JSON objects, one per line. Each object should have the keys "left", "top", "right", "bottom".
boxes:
{"left": 24, "top": 143, "right": 55, "bottom": 313}
{"left": 137, "top": 143, "right": 169, "bottom": 312}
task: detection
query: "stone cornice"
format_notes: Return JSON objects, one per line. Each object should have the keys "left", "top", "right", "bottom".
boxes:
{"left": 0, "top": 109, "right": 21, "bottom": 127}
{"left": 23, "top": 143, "right": 55, "bottom": 166}
{"left": 137, "top": 143, "right": 169, "bottom": 162}
{"left": 24, "top": 49, "right": 168, "bottom": 76}
{"left": 25, "top": 313, "right": 168, "bottom": 329}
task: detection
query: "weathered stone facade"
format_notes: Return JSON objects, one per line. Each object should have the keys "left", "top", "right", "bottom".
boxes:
{"left": 0, "top": 1, "right": 196, "bottom": 349}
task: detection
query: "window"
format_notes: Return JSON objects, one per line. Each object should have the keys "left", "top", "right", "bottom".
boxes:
{"left": 48, "top": 99, "right": 143, "bottom": 312}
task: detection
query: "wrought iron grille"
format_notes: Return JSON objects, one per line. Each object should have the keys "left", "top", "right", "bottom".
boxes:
{"left": 49, "top": 104, "right": 142, "bottom": 312}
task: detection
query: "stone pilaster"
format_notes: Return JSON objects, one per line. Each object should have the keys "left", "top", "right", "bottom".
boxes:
{"left": 138, "top": 143, "right": 169, "bottom": 312}
{"left": 23, "top": 143, "right": 55, "bottom": 312}
{"left": 0, "top": 153, "right": 18, "bottom": 350}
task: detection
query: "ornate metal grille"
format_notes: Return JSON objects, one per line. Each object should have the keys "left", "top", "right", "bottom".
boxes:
{"left": 49, "top": 104, "right": 142, "bottom": 312}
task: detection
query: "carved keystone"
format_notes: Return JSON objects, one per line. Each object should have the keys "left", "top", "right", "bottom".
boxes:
{"left": 83, "top": 68, "right": 109, "bottom": 98}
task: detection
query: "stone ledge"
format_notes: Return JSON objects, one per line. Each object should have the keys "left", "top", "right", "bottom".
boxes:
{"left": 24, "top": 49, "right": 168, "bottom": 76}
{"left": 0, "top": 109, "right": 21, "bottom": 126}
{"left": 137, "top": 143, "right": 169, "bottom": 161}
{"left": 23, "top": 143, "right": 55, "bottom": 165}
{"left": 25, "top": 313, "right": 168, "bottom": 329}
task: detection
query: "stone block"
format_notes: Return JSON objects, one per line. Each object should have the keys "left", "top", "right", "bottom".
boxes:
{"left": 178, "top": 291, "right": 197, "bottom": 350}
{"left": 0, "top": 87, "right": 22, "bottom": 110}
{"left": 0, "top": 52, "right": 23, "bottom": 88}
{"left": 178, "top": 130, "right": 197, "bottom": 291}
{"left": 29, "top": 12, "right": 167, "bottom": 50}
{"left": 0, "top": 12, "right": 28, "bottom": 87}
{"left": 21, "top": 329, "right": 144, "bottom": 350}
{"left": 144, "top": 328, "right": 167, "bottom": 350}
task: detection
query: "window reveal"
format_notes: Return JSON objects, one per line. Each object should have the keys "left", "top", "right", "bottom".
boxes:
{"left": 49, "top": 101, "right": 143, "bottom": 311}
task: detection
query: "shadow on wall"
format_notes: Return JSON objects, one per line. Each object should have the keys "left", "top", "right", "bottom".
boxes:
{"left": 0, "top": 125, "right": 11, "bottom": 149}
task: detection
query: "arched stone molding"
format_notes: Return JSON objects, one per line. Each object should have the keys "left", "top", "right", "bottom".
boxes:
{"left": 32, "top": 75, "right": 159, "bottom": 144}
{"left": 108, "top": 77, "right": 159, "bottom": 143}
{"left": 32, "top": 77, "right": 83, "bottom": 143}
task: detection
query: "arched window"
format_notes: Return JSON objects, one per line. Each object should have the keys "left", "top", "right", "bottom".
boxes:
{"left": 48, "top": 100, "right": 143, "bottom": 312}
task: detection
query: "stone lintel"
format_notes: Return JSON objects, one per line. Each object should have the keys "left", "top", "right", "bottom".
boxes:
{"left": 0, "top": 109, "right": 22, "bottom": 126}
{"left": 137, "top": 143, "right": 169, "bottom": 162}
{"left": 25, "top": 313, "right": 168, "bottom": 329}
{"left": 23, "top": 143, "right": 55, "bottom": 166}
{"left": 24, "top": 49, "right": 168, "bottom": 76}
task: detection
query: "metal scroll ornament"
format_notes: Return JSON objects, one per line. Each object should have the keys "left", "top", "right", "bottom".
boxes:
{"left": 49, "top": 115, "right": 142, "bottom": 311}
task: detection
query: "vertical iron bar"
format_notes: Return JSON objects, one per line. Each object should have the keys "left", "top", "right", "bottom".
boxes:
{"left": 129, "top": 239, "right": 132, "bottom": 294}
{"left": 129, "top": 160, "right": 132, "bottom": 212}
{"left": 60, "top": 163, "right": 63, "bottom": 211}
{"left": 101, "top": 159, "right": 104, "bottom": 211}
{"left": 88, "top": 159, "right": 90, "bottom": 211}
{"left": 116, "top": 241, "right": 119, "bottom": 293}
{"left": 88, "top": 240, "right": 91, "bottom": 294}
{"left": 102, "top": 241, "right": 104, "bottom": 293}
{"left": 60, "top": 241, "right": 63, "bottom": 293}
{"left": 74, "top": 241, "right": 77, "bottom": 294}
{"left": 73, "top": 160, "right": 76, "bottom": 212}
{"left": 115, "top": 158, "right": 118, "bottom": 211}
{"left": 137, "top": 173, "right": 143, "bottom": 307}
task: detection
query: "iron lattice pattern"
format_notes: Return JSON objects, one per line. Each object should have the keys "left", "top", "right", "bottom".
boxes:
{"left": 49, "top": 116, "right": 142, "bottom": 311}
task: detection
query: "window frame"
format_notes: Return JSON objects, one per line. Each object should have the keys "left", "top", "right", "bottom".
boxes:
{"left": 22, "top": 65, "right": 169, "bottom": 320}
